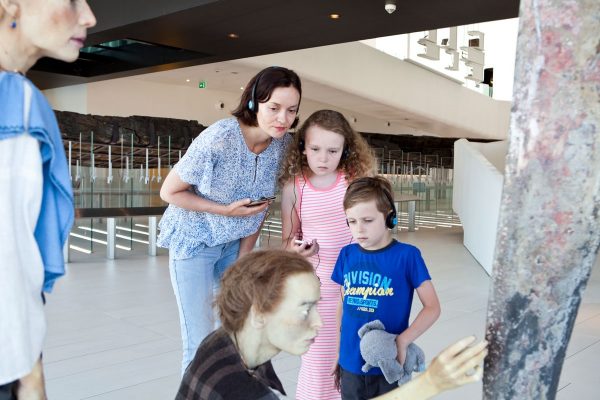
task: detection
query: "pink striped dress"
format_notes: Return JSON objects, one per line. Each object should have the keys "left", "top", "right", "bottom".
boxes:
{"left": 295, "top": 171, "right": 352, "bottom": 400}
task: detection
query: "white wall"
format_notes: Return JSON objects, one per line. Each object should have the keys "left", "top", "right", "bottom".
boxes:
{"left": 468, "top": 140, "right": 508, "bottom": 173}
{"left": 44, "top": 40, "right": 512, "bottom": 141}
{"left": 363, "top": 18, "right": 519, "bottom": 102}
{"left": 453, "top": 139, "right": 507, "bottom": 275}
{"left": 45, "top": 77, "right": 409, "bottom": 133}
{"left": 239, "top": 42, "right": 511, "bottom": 140}
{"left": 44, "top": 84, "right": 88, "bottom": 114}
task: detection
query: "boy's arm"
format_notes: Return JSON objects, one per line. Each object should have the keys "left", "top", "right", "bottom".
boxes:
{"left": 395, "top": 280, "right": 441, "bottom": 364}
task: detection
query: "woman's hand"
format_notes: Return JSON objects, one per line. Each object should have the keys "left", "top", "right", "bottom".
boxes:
{"left": 422, "top": 336, "right": 488, "bottom": 393}
{"left": 224, "top": 199, "right": 270, "bottom": 217}
{"left": 290, "top": 237, "right": 320, "bottom": 257}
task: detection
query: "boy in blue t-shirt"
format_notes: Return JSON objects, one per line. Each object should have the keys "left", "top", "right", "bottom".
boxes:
{"left": 331, "top": 176, "right": 441, "bottom": 400}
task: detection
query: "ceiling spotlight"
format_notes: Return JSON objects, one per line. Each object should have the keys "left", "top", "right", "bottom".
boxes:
{"left": 329, "top": 13, "right": 340, "bottom": 19}
{"left": 227, "top": 33, "right": 239, "bottom": 39}
{"left": 186, "top": 79, "right": 190, "bottom": 82}
{"left": 384, "top": 0, "right": 397, "bottom": 14}
{"left": 240, "top": 86, "right": 244, "bottom": 90}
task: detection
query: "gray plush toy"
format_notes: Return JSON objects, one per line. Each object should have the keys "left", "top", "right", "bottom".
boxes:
{"left": 358, "top": 320, "right": 426, "bottom": 385}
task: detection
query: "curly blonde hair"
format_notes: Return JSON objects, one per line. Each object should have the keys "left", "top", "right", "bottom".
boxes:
{"left": 278, "top": 110, "right": 375, "bottom": 186}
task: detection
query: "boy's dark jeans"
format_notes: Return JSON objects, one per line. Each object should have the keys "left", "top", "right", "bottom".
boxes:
{"left": 340, "top": 367, "right": 397, "bottom": 400}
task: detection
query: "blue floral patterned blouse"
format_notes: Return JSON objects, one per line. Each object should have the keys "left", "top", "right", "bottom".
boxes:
{"left": 157, "top": 118, "right": 291, "bottom": 260}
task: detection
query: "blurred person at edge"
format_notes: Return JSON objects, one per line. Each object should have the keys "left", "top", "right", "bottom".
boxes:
{"left": 0, "top": 0, "right": 96, "bottom": 399}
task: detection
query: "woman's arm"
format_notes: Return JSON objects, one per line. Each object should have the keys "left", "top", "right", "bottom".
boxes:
{"left": 396, "top": 281, "right": 441, "bottom": 364}
{"left": 374, "top": 336, "right": 488, "bottom": 400}
{"left": 160, "top": 169, "right": 269, "bottom": 216}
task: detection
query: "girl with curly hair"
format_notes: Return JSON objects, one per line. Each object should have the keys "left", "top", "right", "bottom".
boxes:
{"left": 278, "top": 109, "right": 375, "bottom": 399}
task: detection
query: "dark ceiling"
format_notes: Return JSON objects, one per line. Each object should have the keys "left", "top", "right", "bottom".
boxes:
{"left": 30, "top": 0, "right": 520, "bottom": 89}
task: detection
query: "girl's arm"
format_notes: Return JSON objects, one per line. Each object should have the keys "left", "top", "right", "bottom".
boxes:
{"left": 373, "top": 336, "right": 487, "bottom": 400}
{"left": 395, "top": 281, "right": 441, "bottom": 364}
{"left": 280, "top": 180, "right": 320, "bottom": 256}
{"left": 160, "top": 169, "right": 269, "bottom": 216}
{"left": 280, "top": 180, "right": 302, "bottom": 249}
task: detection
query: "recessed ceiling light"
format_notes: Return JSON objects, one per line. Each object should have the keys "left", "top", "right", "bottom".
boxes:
{"left": 186, "top": 79, "right": 190, "bottom": 82}
{"left": 329, "top": 13, "right": 340, "bottom": 19}
{"left": 228, "top": 33, "right": 239, "bottom": 39}
{"left": 240, "top": 86, "right": 244, "bottom": 90}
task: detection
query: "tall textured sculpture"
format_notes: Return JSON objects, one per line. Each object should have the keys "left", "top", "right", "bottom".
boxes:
{"left": 483, "top": 0, "right": 600, "bottom": 398}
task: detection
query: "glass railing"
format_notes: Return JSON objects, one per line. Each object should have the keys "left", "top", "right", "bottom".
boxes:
{"left": 65, "top": 137, "right": 458, "bottom": 260}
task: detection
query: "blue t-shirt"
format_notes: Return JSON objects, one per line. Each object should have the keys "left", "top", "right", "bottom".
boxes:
{"left": 158, "top": 118, "right": 291, "bottom": 259}
{"left": 331, "top": 240, "right": 431, "bottom": 375}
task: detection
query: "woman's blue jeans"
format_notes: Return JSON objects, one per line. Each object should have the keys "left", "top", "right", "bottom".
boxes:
{"left": 169, "top": 239, "right": 240, "bottom": 374}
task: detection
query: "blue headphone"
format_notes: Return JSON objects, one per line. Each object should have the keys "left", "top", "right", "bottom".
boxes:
{"left": 345, "top": 177, "right": 398, "bottom": 229}
{"left": 248, "top": 67, "right": 279, "bottom": 112}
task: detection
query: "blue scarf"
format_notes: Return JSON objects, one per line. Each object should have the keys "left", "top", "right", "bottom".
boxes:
{"left": 0, "top": 72, "right": 74, "bottom": 292}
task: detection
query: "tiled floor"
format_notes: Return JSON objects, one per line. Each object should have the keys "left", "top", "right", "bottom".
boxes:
{"left": 43, "top": 227, "right": 600, "bottom": 399}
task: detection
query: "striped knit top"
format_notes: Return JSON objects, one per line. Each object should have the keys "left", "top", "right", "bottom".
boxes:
{"left": 294, "top": 170, "right": 351, "bottom": 399}
{"left": 295, "top": 171, "right": 352, "bottom": 252}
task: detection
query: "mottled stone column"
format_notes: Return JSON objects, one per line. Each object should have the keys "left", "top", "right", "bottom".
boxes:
{"left": 483, "top": 0, "right": 600, "bottom": 399}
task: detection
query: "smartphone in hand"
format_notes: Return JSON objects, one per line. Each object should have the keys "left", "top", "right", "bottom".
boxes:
{"left": 245, "top": 195, "right": 276, "bottom": 207}
{"left": 294, "top": 239, "right": 313, "bottom": 248}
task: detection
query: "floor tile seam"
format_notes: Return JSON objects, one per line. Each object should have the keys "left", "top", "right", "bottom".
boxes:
{"left": 45, "top": 348, "right": 180, "bottom": 382}
{"left": 73, "top": 372, "right": 179, "bottom": 399}
{"left": 46, "top": 311, "right": 170, "bottom": 342}
{"left": 103, "top": 303, "right": 177, "bottom": 319}
{"left": 44, "top": 337, "right": 176, "bottom": 368}
{"left": 428, "top": 310, "right": 487, "bottom": 325}
{"left": 564, "top": 337, "right": 600, "bottom": 360}
{"left": 439, "top": 305, "right": 488, "bottom": 313}
{"left": 573, "top": 313, "right": 600, "bottom": 326}
{"left": 44, "top": 328, "right": 164, "bottom": 351}
{"left": 556, "top": 382, "right": 572, "bottom": 392}
{"left": 273, "top": 362, "right": 301, "bottom": 374}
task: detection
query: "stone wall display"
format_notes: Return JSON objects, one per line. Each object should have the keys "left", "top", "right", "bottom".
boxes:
{"left": 483, "top": 0, "right": 600, "bottom": 398}
{"left": 56, "top": 111, "right": 486, "bottom": 169}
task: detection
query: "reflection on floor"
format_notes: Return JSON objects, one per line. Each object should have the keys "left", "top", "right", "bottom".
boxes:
{"left": 43, "top": 227, "right": 600, "bottom": 399}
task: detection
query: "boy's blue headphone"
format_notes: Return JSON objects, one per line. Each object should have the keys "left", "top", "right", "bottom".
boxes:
{"left": 345, "top": 177, "right": 398, "bottom": 229}
{"left": 382, "top": 188, "right": 398, "bottom": 229}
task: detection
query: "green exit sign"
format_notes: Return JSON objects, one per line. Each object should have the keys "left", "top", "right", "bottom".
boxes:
{"left": 198, "top": 81, "right": 206, "bottom": 88}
